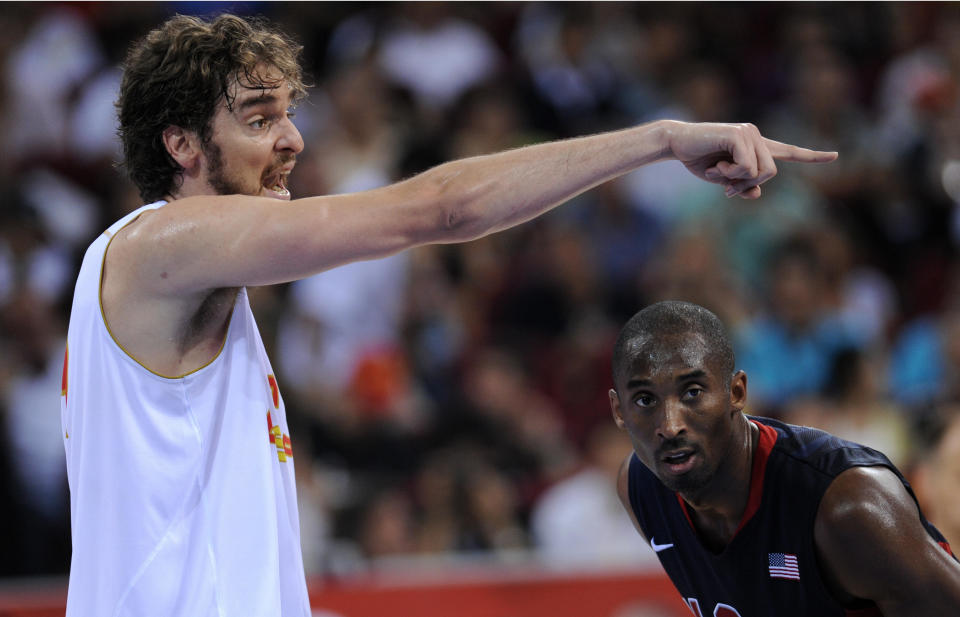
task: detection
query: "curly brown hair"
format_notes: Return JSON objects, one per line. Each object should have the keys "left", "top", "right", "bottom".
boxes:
{"left": 117, "top": 14, "right": 308, "bottom": 203}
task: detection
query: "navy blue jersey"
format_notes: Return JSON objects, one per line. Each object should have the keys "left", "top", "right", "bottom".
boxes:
{"left": 626, "top": 416, "right": 953, "bottom": 617}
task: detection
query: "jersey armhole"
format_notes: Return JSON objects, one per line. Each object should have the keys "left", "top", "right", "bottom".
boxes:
{"left": 96, "top": 203, "right": 235, "bottom": 380}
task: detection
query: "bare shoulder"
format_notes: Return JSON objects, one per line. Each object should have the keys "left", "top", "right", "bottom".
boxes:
{"left": 815, "top": 466, "right": 960, "bottom": 616}
{"left": 816, "top": 466, "right": 911, "bottom": 531}
{"left": 102, "top": 203, "right": 237, "bottom": 376}
{"left": 106, "top": 195, "right": 251, "bottom": 295}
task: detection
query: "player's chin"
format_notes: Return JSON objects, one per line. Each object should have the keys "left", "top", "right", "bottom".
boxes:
{"left": 657, "top": 456, "right": 710, "bottom": 493}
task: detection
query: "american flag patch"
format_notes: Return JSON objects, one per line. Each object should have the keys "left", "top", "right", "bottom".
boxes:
{"left": 768, "top": 553, "right": 800, "bottom": 580}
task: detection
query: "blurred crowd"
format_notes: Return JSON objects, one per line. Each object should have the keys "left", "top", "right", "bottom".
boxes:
{"left": 3, "top": 1, "right": 960, "bottom": 579}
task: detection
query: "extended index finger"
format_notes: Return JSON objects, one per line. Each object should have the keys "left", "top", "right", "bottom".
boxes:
{"left": 764, "top": 138, "right": 838, "bottom": 163}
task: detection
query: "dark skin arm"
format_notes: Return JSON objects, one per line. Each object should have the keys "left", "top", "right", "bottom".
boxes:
{"left": 815, "top": 466, "right": 960, "bottom": 616}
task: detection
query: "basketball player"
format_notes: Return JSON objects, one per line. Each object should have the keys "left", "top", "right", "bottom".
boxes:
{"left": 59, "top": 13, "right": 837, "bottom": 617}
{"left": 610, "top": 301, "right": 960, "bottom": 616}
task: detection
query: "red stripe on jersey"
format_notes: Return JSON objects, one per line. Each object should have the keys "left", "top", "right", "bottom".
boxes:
{"left": 734, "top": 420, "right": 777, "bottom": 536}
{"left": 267, "top": 374, "right": 280, "bottom": 409}
{"left": 676, "top": 419, "right": 778, "bottom": 539}
{"left": 940, "top": 540, "right": 955, "bottom": 558}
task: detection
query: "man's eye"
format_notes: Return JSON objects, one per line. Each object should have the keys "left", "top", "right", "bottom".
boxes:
{"left": 684, "top": 387, "right": 703, "bottom": 399}
{"left": 250, "top": 118, "right": 268, "bottom": 129}
{"left": 286, "top": 110, "right": 297, "bottom": 120}
{"left": 635, "top": 395, "right": 655, "bottom": 408}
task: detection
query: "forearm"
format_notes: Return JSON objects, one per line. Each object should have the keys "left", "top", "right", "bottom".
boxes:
{"left": 409, "top": 120, "right": 673, "bottom": 243}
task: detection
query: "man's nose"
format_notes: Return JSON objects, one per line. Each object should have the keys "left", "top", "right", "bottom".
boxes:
{"left": 657, "top": 399, "right": 687, "bottom": 440}
{"left": 277, "top": 116, "right": 305, "bottom": 154}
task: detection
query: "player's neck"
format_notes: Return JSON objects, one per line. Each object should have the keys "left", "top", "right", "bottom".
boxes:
{"left": 680, "top": 417, "right": 759, "bottom": 551}
{"left": 165, "top": 181, "right": 214, "bottom": 202}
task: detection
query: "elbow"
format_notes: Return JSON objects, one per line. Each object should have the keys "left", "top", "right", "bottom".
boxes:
{"left": 419, "top": 164, "right": 496, "bottom": 243}
{"left": 441, "top": 199, "right": 477, "bottom": 239}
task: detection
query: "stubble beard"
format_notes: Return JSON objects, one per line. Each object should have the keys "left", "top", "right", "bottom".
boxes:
{"left": 203, "top": 139, "right": 253, "bottom": 196}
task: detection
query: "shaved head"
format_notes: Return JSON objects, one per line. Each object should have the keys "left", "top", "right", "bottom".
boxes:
{"left": 612, "top": 301, "right": 735, "bottom": 390}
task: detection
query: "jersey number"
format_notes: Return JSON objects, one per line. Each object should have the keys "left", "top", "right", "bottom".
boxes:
{"left": 685, "top": 598, "right": 742, "bottom": 617}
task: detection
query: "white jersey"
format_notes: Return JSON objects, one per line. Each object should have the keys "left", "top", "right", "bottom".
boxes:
{"left": 61, "top": 202, "right": 310, "bottom": 617}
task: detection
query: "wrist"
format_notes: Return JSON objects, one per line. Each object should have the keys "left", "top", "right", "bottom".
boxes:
{"left": 651, "top": 119, "right": 684, "bottom": 161}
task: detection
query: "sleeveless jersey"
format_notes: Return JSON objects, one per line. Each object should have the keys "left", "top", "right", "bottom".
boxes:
{"left": 60, "top": 202, "right": 310, "bottom": 617}
{"left": 626, "top": 416, "right": 952, "bottom": 617}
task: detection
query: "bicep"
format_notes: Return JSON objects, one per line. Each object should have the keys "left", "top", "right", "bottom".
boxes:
{"left": 815, "top": 466, "right": 960, "bottom": 616}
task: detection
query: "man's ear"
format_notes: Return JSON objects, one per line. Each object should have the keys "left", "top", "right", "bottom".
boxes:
{"left": 609, "top": 388, "right": 626, "bottom": 429}
{"left": 161, "top": 126, "right": 201, "bottom": 172}
{"left": 730, "top": 370, "right": 748, "bottom": 414}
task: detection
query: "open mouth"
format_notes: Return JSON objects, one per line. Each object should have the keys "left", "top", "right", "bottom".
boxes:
{"left": 262, "top": 169, "right": 291, "bottom": 199}
{"left": 660, "top": 449, "right": 698, "bottom": 475}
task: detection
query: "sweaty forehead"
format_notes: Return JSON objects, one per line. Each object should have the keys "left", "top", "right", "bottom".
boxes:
{"left": 225, "top": 65, "right": 292, "bottom": 108}
{"left": 619, "top": 331, "right": 713, "bottom": 384}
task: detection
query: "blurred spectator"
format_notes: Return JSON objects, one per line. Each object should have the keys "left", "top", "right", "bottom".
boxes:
{"left": 412, "top": 448, "right": 461, "bottom": 554}
{"left": 641, "top": 226, "right": 750, "bottom": 329}
{"left": 378, "top": 3, "right": 501, "bottom": 119}
{"left": 514, "top": 3, "right": 619, "bottom": 133}
{"left": 531, "top": 424, "right": 654, "bottom": 568}
{"left": 455, "top": 347, "right": 576, "bottom": 481}
{"left": 574, "top": 180, "right": 665, "bottom": 319}
{"left": 459, "top": 459, "right": 528, "bottom": 554}
{"left": 735, "top": 233, "right": 864, "bottom": 413}
{"left": 358, "top": 488, "right": 417, "bottom": 559}
{"left": 814, "top": 225, "right": 898, "bottom": 348}
{"left": 447, "top": 84, "right": 530, "bottom": 159}
{"left": 889, "top": 306, "right": 960, "bottom": 409}
{"left": 298, "top": 61, "right": 406, "bottom": 195}
{"left": 876, "top": 5, "right": 960, "bottom": 167}
{"left": 912, "top": 406, "right": 960, "bottom": 551}
{"left": 1, "top": 290, "right": 69, "bottom": 574}
{"left": 764, "top": 40, "right": 876, "bottom": 201}
{"left": 3, "top": 5, "right": 104, "bottom": 162}
{"left": 0, "top": 201, "right": 69, "bottom": 306}
{"left": 361, "top": 448, "right": 529, "bottom": 560}
{"left": 889, "top": 267, "right": 960, "bottom": 408}
{"left": 785, "top": 348, "right": 915, "bottom": 467}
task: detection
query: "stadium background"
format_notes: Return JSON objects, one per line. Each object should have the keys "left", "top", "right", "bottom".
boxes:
{"left": 2, "top": 2, "right": 960, "bottom": 615}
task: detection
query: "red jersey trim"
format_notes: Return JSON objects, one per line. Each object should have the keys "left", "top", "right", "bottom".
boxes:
{"left": 939, "top": 540, "right": 955, "bottom": 558}
{"left": 675, "top": 419, "right": 778, "bottom": 540}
